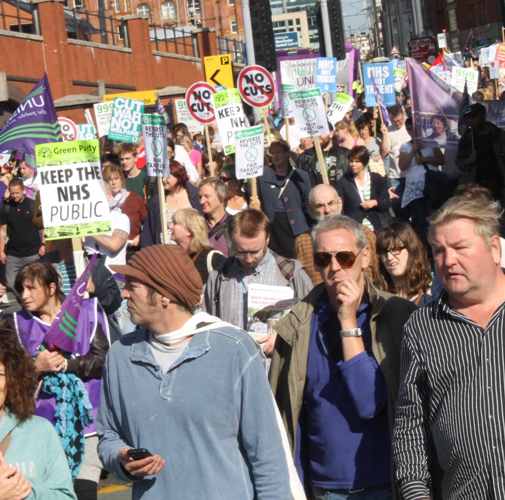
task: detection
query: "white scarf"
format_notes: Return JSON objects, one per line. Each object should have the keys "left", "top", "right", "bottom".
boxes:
{"left": 108, "top": 189, "right": 129, "bottom": 210}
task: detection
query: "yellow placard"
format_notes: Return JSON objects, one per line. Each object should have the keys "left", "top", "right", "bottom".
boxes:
{"left": 204, "top": 54, "right": 234, "bottom": 89}
{"left": 104, "top": 90, "right": 158, "bottom": 106}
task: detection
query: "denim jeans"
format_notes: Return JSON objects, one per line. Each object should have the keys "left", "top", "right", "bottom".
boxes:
{"left": 312, "top": 486, "right": 392, "bottom": 500}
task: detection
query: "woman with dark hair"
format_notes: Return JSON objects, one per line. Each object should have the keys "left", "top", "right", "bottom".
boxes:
{"left": 337, "top": 145, "right": 391, "bottom": 231}
{"left": 376, "top": 221, "right": 432, "bottom": 304}
{"left": 0, "top": 330, "right": 76, "bottom": 499}
{"left": 6, "top": 261, "right": 110, "bottom": 500}
{"left": 140, "top": 160, "right": 202, "bottom": 247}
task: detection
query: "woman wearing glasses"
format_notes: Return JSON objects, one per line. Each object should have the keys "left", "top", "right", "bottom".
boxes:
{"left": 376, "top": 221, "right": 432, "bottom": 305}
{"left": 337, "top": 145, "right": 391, "bottom": 231}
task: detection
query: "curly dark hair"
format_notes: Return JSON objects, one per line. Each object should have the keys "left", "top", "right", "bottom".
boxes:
{"left": 0, "top": 324, "right": 37, "bottom": 421}
{"left": 376, "top": 222, "right": 431, "bottom": 302}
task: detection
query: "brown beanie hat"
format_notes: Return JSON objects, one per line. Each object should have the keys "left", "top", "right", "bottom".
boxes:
{"left": 110, "top": 245, "right": 203, "bottom": 310}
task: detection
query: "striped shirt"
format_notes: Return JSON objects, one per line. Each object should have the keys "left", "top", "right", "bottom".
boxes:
{"left": 393, "top": 293, "right": 505, "bottom": 499}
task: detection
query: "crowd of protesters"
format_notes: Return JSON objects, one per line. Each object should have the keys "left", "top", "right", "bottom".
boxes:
{"left": 0, "top": 88, "right": 504, "bottom": 500}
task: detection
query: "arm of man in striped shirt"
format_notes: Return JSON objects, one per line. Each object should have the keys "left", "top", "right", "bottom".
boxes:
{"left": 392, "top": 324, "right": 432, "bottom": 500}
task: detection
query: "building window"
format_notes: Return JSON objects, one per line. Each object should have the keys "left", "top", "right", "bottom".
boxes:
{"left": 448, "top": 7, "right": 457, "bottom": 31}
{"left": 137, "top": 3, "right": 150, "bottom": 17}
{"left": 74, "top": 0, "right": 84, "bottom": 8}
{"left": 230, "top": 17, "right": 238, "bottom": 33}
{"left": 161, "top": 1, "right": 177, "bottom": 22}
{"left": 123, "top": 0, "right": 131, "bottom": 12}
{"left": 112, "top": 0, "right": 120, "bottom": 12}
{"left": 228, "top": 0, "right": 235, "bottom": 4}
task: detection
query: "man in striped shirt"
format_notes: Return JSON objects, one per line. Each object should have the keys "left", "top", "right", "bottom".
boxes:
{"left": 393, "top": 192, "right": 505, "bottom": 499}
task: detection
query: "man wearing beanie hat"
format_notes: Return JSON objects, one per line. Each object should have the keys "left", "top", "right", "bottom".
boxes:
{"left": 97, "top": 245, "right": 301, "bottom": 500}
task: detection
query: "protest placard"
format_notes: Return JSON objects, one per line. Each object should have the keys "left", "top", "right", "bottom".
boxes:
{"left": 237, "top": 65, "right": 275, "bottom": 108}
{"left": 185, "top": 81, "right": 216, "bottom": 124}
{"left": 247, "top": 283, "right": 295, "bottom": 337}
{"left": 212, "top": 88, "right": 249, "bottom": 155}
{"left": 104, "top": 90, "right": 158, "bottom": 106}
{"left": 363, "top": 62, "right": 396, "bottom": 107}
{"left": 174, "top": 99, "right": 204, "bottom": 134}
{"left": 327, "top": 93, "right": 354, "bottom": 127}
{"left": 315, "top": 57, "right": 337, "bottom": 94}
{"left": 77, "top": 124, "right": 97, "bottom": 140}
{"left": 93, "top": 102, "right": 113, "bottom": 138}
{"left": 450, "top": 66, "right": 479, "bottom": 94}
{"left": 234, "top": 125, "right": 264, "bottom": 180}
{"left": 107, "top": 98, "right": 144, "bottom": 143}
{"left": 288, "top": 88, "right": 329, "bottom": 137}
{"left": 142, "top": 114, "right": 169, "bottom": 177}
{"left": 35, "top": 139, "right": 111, "bottom": 241}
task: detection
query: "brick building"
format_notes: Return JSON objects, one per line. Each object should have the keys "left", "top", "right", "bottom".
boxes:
{"left": 422, "top": 0, "right": 503, "bottom": 51}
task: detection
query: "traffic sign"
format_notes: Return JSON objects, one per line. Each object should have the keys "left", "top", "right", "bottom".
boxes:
{"left": 237, "top": 65, "right": 275, "bottom": 108}
{"left": 184, "top": 81, "right": 216, "bottom": 124}
{"left": 57, "top": 116, "right": 78, "bottom": 141}
{"left": 204, "top": 54, "right": 234, "bottom": 89}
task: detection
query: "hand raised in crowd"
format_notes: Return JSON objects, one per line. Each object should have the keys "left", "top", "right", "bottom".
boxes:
{"left": 335, "top": 278, "right": 362, "bottom": 330}
{"left": 388, "top": 187, "right": 399, "bottom": 200}
{"left": 33, "top": 350, "right": 66, "bottom": 374}
{"left": 0, "top": 453, "right": 32, "bottom": 500}
{"left": 380, "top": 124, "right": 389, "bottom": 136}
{"left": 118, "top": 448, "right": 166, "bottom": 478}
{"left": 256, "top": 332, "right": 277, "bottom": 357}
{"left": 360, "top": 199, "right": 378, "bottom": 210}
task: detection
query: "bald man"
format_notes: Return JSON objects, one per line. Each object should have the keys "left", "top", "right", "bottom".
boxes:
{"left": 309, "top": 184, "right": 342, "bottom": 222}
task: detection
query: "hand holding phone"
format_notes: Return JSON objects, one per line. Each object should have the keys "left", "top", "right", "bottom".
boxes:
{"left": 119, "top": 447, "right": 165, "bottom": 478}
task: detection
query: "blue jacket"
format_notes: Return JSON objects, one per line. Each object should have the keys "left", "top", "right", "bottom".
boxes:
{"left": 0, "top": 412, "right": 76, "bottom": 499}
{"left": 97, "top": 324, "right": 293, "bottom": 500}
{"left": 258, "top": 166, "right": 312, "bottom": 238}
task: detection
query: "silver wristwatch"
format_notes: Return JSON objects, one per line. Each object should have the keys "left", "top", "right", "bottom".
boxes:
{"left": 340, "top": 328, "right": 362, "bottom": 337}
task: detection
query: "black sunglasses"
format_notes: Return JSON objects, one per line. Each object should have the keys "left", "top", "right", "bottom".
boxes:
{"left": 314, "top": 249, "right": 361, "bottom": 269}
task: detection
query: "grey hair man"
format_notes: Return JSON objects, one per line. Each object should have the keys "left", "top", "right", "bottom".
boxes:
{"left": 270, "top": 215, "right": 415, "bottom": 499}
{"left": 309, "top": 184, "right": 343, "bottom": 222}
{"left": 393, "top": 193, "right": 505, "bottom": 499}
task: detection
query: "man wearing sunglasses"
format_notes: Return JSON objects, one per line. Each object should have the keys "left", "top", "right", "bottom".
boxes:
{"left": 269, "top": 215, "right": 416, "bottom": 500}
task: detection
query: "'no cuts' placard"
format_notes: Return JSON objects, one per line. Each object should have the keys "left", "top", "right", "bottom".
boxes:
{"left": 234, "top": 125, "right": 264, "bottom": 180}
{"left": 237, "top": 65, "right": 275, "bottom": 108}
{"left": 185, "top": 82, "right": 216, "bottom": 124}
{"left": 35, "top": 140, "right": 111, "bottom": 240}
{"left": 107, "top": 98, "right": 144, "bottom": 143}
{"left": 288, "top": 88, "right": 329, "bottom": 137}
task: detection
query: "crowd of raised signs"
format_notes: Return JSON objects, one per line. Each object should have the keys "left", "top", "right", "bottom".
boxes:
{"left": 0, "top": 42, "right": 505, "bottom": 500}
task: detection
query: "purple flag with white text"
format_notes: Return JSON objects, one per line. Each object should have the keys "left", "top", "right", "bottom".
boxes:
{"left": 44, "top": 256, "right": 98, "bottom": 353}
{"left": 0, "top": 74, "right": 60, "bottom": 155}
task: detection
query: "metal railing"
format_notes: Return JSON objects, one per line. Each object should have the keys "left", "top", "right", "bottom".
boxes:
{"left": 0, "top": 0, "right": 38, "bottom": 34}
{"left": 149, "top": 24, "right": 199, "bottom": 58}
{"left": 217, "top": 36, "right": 246, "bottom": 65}
{"left": 66, "top": 7, "right": 128, "bottom": 47}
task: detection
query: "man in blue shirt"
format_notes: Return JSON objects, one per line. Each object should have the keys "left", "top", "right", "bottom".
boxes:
{"left": 270, "top": 215, "right": 416, "bottom": 499}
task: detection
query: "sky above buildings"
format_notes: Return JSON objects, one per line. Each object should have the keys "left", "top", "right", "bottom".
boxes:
{"left": 341, "top": 0, "right": 370, "bottom": 36}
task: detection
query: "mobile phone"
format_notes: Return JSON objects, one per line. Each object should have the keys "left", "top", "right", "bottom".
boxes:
{"left": 127, "top": 448, "right": 153, "bottom": 461}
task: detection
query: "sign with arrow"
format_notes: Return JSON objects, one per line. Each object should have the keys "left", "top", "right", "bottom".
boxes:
{"left": 204, "top": 53, "right": 234, "bottom": 90}
{"left": 184, "top": 81, "right": 216, "bottom": 124}
{"left": 237, "top": 65, "right": 275, "bottom": 108}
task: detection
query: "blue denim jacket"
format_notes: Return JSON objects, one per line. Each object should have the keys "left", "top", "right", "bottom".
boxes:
{"left": 97, "top": 325, "right": 292, "bottom": 500}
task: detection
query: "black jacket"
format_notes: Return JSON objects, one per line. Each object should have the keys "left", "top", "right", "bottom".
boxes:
{"left": 140, "top": 182, "right": 202, "bottom": 247}
{"left": 337, "top": 171, "right": 391, "bottom": 231}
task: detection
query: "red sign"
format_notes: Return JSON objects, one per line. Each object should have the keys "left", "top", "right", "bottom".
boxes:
{"left": 57, "top": 116, "right": 78, "bottom": 141}
{"left": 184, "top": 81, "right": 216, "bottom": 124}
{"left": 237, "top": 65, "right": 275, "bottom": 108}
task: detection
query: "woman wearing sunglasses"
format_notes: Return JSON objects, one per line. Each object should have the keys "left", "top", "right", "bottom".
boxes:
{"left": 337, "top": 145, "right": 391, "bottom": 231}
{"left": 376, "top": 221, "right": 432, "bottom": 305}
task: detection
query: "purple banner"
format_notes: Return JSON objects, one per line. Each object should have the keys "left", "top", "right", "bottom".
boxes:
{"left": 0, "top": 74, "right": 60, "bottom": 155}
{"left": 406, "top": 57, "right": 462, "bottom": 147}
{"left": 44, "top": 255, "right": 98, "bottom": 353}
